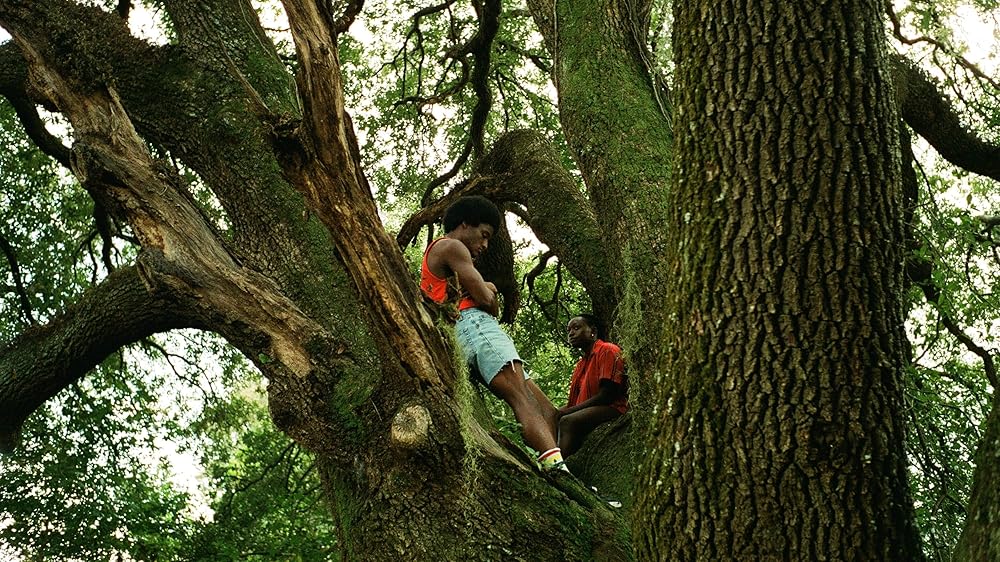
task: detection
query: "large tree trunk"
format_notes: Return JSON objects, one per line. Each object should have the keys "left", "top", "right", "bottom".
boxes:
{"left": 0, "top": 1, "right": 632, "bottom": 558}
{"left": 525, "top": 0, "right": 674, "bottom": 376}
{"left": 954, "top": 395, "right": 1000, "bottom": 560}
{"left": 632, "top": 0, "right": 925, "bottom": 559}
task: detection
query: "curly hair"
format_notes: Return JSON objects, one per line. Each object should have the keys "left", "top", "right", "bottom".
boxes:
{"left": 443, "top": 195, "right": 501, "bottom": 232}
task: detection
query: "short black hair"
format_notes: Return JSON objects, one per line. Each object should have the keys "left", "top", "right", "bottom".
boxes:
{"left": 443, "top": 195, "right": 501, "bottom": 232}
{"left": 574, "top": 313, "right": 604, "bottom": 339}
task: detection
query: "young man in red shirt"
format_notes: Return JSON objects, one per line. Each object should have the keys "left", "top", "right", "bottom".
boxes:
{"left": 420, "top": 196, "right": 566, "bottom": 470}
{"left": 559, "top": 313, "right": 629, "bottom": 456}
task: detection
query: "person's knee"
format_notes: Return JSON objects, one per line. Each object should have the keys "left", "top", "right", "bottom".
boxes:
{"left": 558, "top": 413, "right": 575, "bottom": 435}
{"left": 490, "top": 371, "right": 538, "bottom": 413}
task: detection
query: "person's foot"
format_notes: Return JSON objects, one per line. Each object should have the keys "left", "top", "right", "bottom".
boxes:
{"left": 542, "top": 460, "right": 571, "bottom": 473}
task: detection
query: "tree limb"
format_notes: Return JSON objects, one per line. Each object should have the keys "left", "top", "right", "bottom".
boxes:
{"left": 474, "top": 130, "right": 618, "bottom": 323}
{"left": 524, "top": 250, "right": 562, "bottom": 324}
{"left": 0, "top": 44, "right": 72, "bottom": 168}
{"left": 115, "top": 0, "right": 131, "bottom": 19}
{"left": 396, "top": 130, "right": 618, "bottom": 323}
{"left": 332, "top": 0, "right": 364, "bottom": 34}
{"left": 416, "top": 0, "right": 501, "bottom": 206}
{"left": 0, "top": 265, "right": 198, "bottom": 452}
{"left": 885, "top": 1, "right": 1000, "bottom": 92}
{"left": 279, "top": 0, "right": 470, "bottom": 403}
{"left": 892, "top": 54, "right": 1000, "bottom": 182}
{"left": 901, "top": 122, "right": 998, "bottom": 389}
{"left": 1, "top": 2, "right": 367, "bottom": 461}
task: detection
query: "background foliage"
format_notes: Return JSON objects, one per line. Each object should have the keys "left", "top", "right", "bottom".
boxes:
{"left": 1, "top": 0, "right": 999, "bottom": 559}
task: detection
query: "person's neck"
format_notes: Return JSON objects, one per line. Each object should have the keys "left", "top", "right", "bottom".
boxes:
{"left": 581, "top": 339, "right": 597, "bottom": 355}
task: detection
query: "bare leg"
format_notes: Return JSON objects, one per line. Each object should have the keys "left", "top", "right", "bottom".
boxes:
{"left": 489, "top": 362, "right": 558, "bottom": 452}
{"left": 558, "top": 406, "right": 621, "bottom": 456}
{"left": 527, "top": 379, "right": 559, "bottom": 442}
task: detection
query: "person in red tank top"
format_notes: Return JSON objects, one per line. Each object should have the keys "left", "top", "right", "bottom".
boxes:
{"left": 420, "top": 196, "right": 566, "bottom": 471}
{"left": 558, "top": 313, "right": 629, "bottom": 456}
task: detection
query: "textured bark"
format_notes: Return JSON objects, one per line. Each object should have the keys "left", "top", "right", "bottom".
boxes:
{"left": 0, "top": 266, "right": 196, "bottom": 451}
{"left": 955, "top": 393, "right": 1000, "bottom": 561}
{"left": 633, "top": 0, "right": 924, "bottom": 559}
{"left": 9, "top": 0, "right": 995, "bottom": 558}
{"left": 523, "top": 0, "right": 675, "bottom": 430}
{"left": 891, "top": 55, "right": 1000, "bottom": 182}
{"left": 0, "top": 1, "right": 633, "bottom": 558}
{"left": 476, "top": 130, "right": 619, "bottom": 324}
{"left": 524, "top": 1, "right": 672, "bottom": 278}
{"left": 565, "top": 414, "right": 637, "bottom": 508}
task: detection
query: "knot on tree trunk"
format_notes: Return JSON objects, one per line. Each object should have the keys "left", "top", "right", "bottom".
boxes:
{"left": 391, "top": 403, "right": 433, "bottom": 450}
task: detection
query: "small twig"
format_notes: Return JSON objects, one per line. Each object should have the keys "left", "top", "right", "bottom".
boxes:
{"left": 333, "top": 0, "right": 365, "bottom": 34}
{"left": 524, "top": 250, "right": 560, "bottom": 323}
{"left": 495, "top": 69, "right": 511, "bottom": 129}
{"left": 0, "top": 231, "right": 35, "bottom": 325}
{"left": 221, "top": 442, "right": 297, "bottom": 515}
{"left": 885, "top": 0, "right": 1000, "bottom": 91}
{"left": 418, "top": 0, "right": 501, "bottom": 205}
{"left": 93, "top": 202, "right": 117, "bottom": 272}
{"left": 909, "top": 253, "right": 998, "bottom": 389}
{"left": 495, "top": 39, "right": 551, "bottom": 74}
{"left": 495, "top": 68, "right": 557, "bottom": 108}
{"left": 141, "top": 338, "right": 216, "bottom": 404}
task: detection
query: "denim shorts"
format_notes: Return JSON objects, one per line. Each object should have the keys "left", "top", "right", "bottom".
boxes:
{"left": 456, "top": 308, "right": 523, "bottom": 386}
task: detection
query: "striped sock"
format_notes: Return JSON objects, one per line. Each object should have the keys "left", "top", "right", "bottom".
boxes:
{"left": 538, "top": 447, "right": 569, "bottom": 471}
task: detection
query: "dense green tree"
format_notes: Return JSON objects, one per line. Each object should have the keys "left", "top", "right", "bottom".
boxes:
{"left": 0, "top": 0, "right": 998, "bottom": 560}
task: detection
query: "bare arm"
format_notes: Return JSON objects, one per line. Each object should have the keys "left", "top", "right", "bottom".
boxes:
{"left": 431, "top": 239, "right": 498, "bottom": 313}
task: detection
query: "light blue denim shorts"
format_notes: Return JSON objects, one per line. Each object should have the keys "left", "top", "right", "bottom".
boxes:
{"left": 456, "top": 308, "right": 523, "bottom": 386}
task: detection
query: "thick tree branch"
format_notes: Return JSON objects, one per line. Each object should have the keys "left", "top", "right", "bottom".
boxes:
{"left": 0, "top": 2, "right": 368, "bottom": 460}
{"left": 278, "top": 0, "right": 465, "bottom": 395}
{"left": 525, "top": 0, "right": 672, "bottom": 368}
{"left": 892, "top": 54, "right": 1000, "bottom": 182}
{"left": 0, "top": 0, "right": 372, "bottom": 347}
{"left": 464, "top": 0, "right": 500, "bottom": 159}
{"left": 332, "top": 0, "right": 364, "bottom": 34}
{"left": 0, "top": 266, "right": 196, "bottom": 452}
{"left": 0, "top": 44, "right": 72, "bottom": 167}
{"left": 115, "top": 0, "right": 131, "bottom": 19}
{"left": 475, "top": 130, "right": 617, "bottom": 323}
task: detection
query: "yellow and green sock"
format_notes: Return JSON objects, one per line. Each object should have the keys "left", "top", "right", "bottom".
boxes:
{"left": 538, "top": 447, "right": 569, "bottom": 472}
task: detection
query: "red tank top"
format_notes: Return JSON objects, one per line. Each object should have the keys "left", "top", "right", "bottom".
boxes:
{"left": 420, "top": 238, "right": 478, "bottom": 311}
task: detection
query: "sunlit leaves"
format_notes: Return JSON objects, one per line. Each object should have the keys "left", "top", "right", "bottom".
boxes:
{"left": 904, "top": 129, "right": 1000, "bottom": 557}
{"left": 339, "top": 0, "right": 567, "bottom": 217}
{"left": 0, "top": 356, "right": 191, "bottom": 560}
{"left": 0, "top": 102, "right": 99, "bottom": 340}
